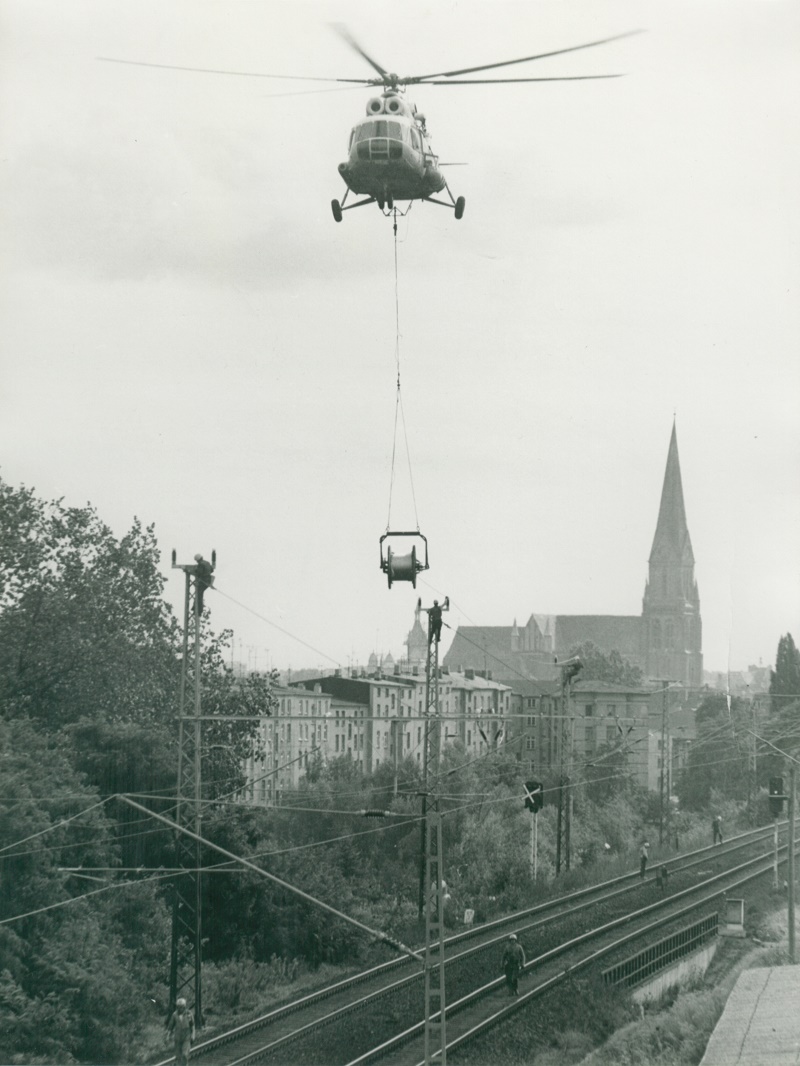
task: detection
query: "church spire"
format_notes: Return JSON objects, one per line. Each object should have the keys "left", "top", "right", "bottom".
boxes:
{"left": 642, "top": 422, "right": 702, "bottom": 687}
{"left": 649, "top": 421, "right": 694, "bottom": 567}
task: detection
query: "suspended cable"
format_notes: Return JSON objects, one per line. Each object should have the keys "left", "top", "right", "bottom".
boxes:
{"left": 386, "top": 211, "right": 420, "bottom": 532}
{"left": 213, "top": 586, "right": 341, "bottom": 666}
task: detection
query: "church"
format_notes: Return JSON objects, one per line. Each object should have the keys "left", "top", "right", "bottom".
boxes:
{"left": 442, "top": 424, "right": 703, "bottom": 688}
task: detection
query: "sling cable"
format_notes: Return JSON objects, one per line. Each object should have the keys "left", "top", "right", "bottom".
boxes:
{"left": 379, "top": 209, "right": 429, "bottom": 589}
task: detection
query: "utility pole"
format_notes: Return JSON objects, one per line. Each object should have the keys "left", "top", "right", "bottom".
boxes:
{"left": 421, "top": 596, "right": 448, "bottom": 1066}
{"left": 789, "top": 765, "right": 796, "bottom": 963}
{"left": 749, "top": 694, "right": 759, "bottom": 826}
{"left": 653, "top": 680, "right": 673, "bottom": 847}
{"left": 555, "top": 657, "right": 581, "bottom": 875}
{"left": 168, "top": 550, "right": 215, "bottom": 1025}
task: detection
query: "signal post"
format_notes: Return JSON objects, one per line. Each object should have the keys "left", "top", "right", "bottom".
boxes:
{"left": 524, "top": 781, "right": 543, "bottom": 880}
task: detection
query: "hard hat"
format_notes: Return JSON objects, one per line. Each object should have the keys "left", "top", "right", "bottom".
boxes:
{"left": 508, "top": 933, "right": 517, "bottom": 941}
{"left": 176, "top": 998, "right": 187, "bottom": 1007}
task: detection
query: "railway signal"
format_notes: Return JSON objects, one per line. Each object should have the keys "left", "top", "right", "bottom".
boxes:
{"left": 524, "top": 781, "right": 543, "bottom": 813}
{"left": 769, "top": 777, "right": 786, "bottom": 817}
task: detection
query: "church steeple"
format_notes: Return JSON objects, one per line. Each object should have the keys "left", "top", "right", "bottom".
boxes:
{"left": 649, "top": 421, "right": 694, "bottom": 570}
{"left": 642, "top": 423, "right": 702, "bottom": 687}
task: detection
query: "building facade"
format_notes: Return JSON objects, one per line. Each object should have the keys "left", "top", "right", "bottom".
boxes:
{"left": 239, "top": 668, "right": 512, "bottom": 806}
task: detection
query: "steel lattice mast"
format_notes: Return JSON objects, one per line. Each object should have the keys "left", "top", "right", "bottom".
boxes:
{"left": 168, "top": 551, "right": 215, "bottom": 1024}
{"left": 422, "top": 596, "right": 449, "bottom": 1066}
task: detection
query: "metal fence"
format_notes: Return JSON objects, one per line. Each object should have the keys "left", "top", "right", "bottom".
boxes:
{"left": 602, "top": 912, "right": 718, "bottom": 989}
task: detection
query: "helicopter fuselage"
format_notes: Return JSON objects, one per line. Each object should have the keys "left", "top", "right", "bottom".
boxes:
{"left": 337, "top": 94, "right": 445, "bottom": 203}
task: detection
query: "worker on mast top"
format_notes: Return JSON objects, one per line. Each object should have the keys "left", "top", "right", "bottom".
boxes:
{"left": 193, "top": 554, "right": 215, "bottom": 615}
{"left": 427, "top": 597, "right": 449, "bottom": 644}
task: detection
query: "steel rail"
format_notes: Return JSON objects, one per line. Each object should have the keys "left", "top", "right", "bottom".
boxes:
{"left": 170, "top": 824, "right": 783, "bottom": 1066}
{"left": 348, "top": 845, "right": 789, "bottom": 1066}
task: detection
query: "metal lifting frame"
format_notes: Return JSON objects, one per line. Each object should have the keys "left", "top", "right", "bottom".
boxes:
{"left": 423, "top": 622, "right": 447, "bottom": 1066}
{"left": 169, "top": 560, "right": 205, "bottom": 1024}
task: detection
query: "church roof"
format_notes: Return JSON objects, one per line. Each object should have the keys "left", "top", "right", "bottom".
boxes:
{"left": 650, "top": 423, "right": 694, "bottom": 566}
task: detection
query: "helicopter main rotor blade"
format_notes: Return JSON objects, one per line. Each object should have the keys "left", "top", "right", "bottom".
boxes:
{"left": 331, "top": 23, "right": 391, "bottom": 82}
{"left": 97, "top": 56, "right": 378, "bottom": 84}
{"left": 402, "top": 30, "right": 642, "bottom": 83}
{"left": 418, "top": 74, "right": 623, "bottom": 84}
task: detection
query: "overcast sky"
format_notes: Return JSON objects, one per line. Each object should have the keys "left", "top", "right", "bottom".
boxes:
{"left": 2, "top": 0, "right": 798, "bottom": 675}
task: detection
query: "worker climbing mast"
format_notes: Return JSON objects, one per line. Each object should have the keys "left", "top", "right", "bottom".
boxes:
{"left": 168, "top": 550, "right": 215, "bottom": 1025}
{"left": 422, "top": 595, "right": 450, "bottom": 1065}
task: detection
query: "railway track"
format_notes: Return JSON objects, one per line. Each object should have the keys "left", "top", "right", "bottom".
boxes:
{"left": 156, "top": 823, "right": 789, "bottom": 1066}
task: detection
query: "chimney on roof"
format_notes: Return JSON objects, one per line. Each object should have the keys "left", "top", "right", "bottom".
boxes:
{"left": 487, "top": 671, "right": 492, "bottom": 681}
{"left": 466, "top": 669, "right": 475, "bottom": 680}
{"left": 334, "top": 668, "right": 341, "bottom": 677}
{"left": 314, "top": 684, "right": 322, "bottom": 693}
{"left": 394, "top": 664, "right": 401, "bottom": 675}
{"left": 477, "top": 670, "right": 485, "bottom": 679}
{"left": 412, "top": 666, "right": 419, "bottom": 676}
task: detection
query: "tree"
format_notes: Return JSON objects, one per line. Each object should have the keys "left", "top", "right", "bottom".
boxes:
{"left": 676, "top": 693, "right": 751, "bottom": 809}
{"left": 568, "top": 641, "right": 643, "bottom": 686}
{"left": 0, "top": 718, "right": 170, "bottom": 1064}
{"left": 0, "top": 477, "right": 180, "bottom": 729}
{"left": 770, "top": 633, "right": 800, "bottom": 714}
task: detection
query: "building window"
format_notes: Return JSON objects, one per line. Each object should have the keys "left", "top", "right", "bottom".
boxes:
{"left": 585, "top": 705, "right": 594, "bottom": 717}
{"left": 585, "top": 727, "right": 596, "bottom": 753}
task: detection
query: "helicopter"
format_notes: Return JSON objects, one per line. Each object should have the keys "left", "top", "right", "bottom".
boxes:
{"left": 326, "top": 26, "right": 638, "bottom": 222}
{"left": 98, "top": 26, "right": 638, "bottom": 222}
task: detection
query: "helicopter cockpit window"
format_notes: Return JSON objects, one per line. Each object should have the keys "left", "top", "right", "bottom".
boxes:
{"left": 356, "top": 120, "right": 404, "bottom": 142}
{"left": 409, "top": 127, "right": 421, "bottom": 151}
